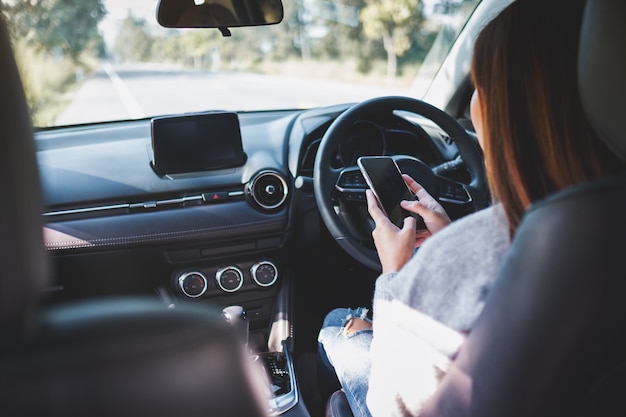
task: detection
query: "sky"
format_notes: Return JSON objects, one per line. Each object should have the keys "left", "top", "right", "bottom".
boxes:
{"left": 103, "top": 0, "right": 158, "bottom": 23}
{"left": 99, "top": 0, "right": 160, "bottom": 45}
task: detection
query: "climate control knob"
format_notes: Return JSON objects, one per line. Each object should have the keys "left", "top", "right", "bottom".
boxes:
{"left": 251, "top": 260, "right": 278, "bottom": 287}
{"left": 177, "top": 271, "right": 208, "bottom": 298}
{"left": 215, "top": 266, "right": 244, "bottom": 293}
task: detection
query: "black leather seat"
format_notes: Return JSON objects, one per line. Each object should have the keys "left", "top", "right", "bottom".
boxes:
{"left": 0, "top": 11, "right": 269, "bottom": 417}
{"left": 326, "top": 0, "right": 626, "bottom": 416}
{"left": 420, "top": 173, "right": 626, "bottom": 417}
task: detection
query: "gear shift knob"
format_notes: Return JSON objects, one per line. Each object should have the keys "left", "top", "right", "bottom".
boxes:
{"left": 222, "top": 305, "right": 249, "bottom": 348}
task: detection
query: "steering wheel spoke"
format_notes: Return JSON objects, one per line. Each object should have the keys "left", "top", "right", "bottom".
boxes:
{"left": 436, "top": 175, "right": 473, "bottom": 205}
{"left": 334, "top": 166, "right": 367, "bottom": 204}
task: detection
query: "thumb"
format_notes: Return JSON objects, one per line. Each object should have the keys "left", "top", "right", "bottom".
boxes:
{"left": 401, "top": 215, "right": 417, "bottom": 233}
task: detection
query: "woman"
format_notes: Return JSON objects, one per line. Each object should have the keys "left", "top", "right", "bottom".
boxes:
{"left": 317, "top": 0, "right": 625, "bottom": 416}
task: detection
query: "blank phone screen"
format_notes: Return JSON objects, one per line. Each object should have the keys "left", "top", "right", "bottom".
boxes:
{"left": 358, "top": 157, "right": 414, "bottom": 228}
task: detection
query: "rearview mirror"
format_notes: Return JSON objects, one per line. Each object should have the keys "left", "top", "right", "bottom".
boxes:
{"left": 157, "top": 0, "right": 284, "bottom": 30}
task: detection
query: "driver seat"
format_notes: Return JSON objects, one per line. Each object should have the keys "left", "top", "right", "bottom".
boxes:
{"left": 325, "top": 0, "right": 626, "bottom": 416}
{"left": 0, "top": 10, "right": 270, "bottom": 417}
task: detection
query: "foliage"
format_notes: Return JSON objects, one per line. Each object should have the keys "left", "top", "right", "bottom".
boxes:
{"left": 1, "top": 0, "right": 106, "bottom": 125}
{"left": 12, "top": 38, "right": 82, "bottom": 126}
{"left": 360, "top": 0, "right": 423, "bottom": 79}
{"left": 113, "top": 12, "right": 153, "bottom": 62}
{"left": 2, "top": 0, "right": 106, "bottom": 62}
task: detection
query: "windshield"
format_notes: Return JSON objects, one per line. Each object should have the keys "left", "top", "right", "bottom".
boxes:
{"left": 2, "top": 0, "right": 480, "bottom": 128}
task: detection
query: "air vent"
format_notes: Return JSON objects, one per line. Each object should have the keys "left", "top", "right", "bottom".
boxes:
{"left": 299, "top": 138, "right": 321, "bottom": 176}
{"left": 246, "top": 170, "right": 288, "bottom": 211}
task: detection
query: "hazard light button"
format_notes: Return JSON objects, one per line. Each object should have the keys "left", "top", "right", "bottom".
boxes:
{"left": 202, "top": 191, "right": 229, "bottom": 203}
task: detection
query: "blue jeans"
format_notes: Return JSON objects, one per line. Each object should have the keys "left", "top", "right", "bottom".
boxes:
{"left": 317, "top": 307, "right": 373, "bottom": 417}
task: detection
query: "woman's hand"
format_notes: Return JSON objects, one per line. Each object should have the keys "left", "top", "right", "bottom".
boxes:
{"left": 366, "top": 175, "right": 452, "bottom": 274}
{"left": 366, "top": 189, "right": 416, "bottom": 274}
{"left": 400, "top": 174, "right": 452, "bottom": 246}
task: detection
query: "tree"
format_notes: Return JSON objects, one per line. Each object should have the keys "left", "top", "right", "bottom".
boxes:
{"left": 312, "top": 0, "right": 369, "bottom": 61}
{"left": 2, "top": 0, "right": 106, "bottom": 61}
{"left": 112, "top": 13, "right": 153, "bottom": 62}
{"left": 268, "top": 0, "right": 308, "bottom": 60}
{"left": 360, "top": 0, "right": 422, "bottom": 80}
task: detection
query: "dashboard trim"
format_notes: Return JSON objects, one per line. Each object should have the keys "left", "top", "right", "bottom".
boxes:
{"left": 43, "top": 190, "right": 246, "bottom": 218}
{"left": 44, "top": 201, "right": 288, "bottom": 251}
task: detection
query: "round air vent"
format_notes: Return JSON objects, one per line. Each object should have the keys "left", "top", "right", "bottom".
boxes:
{"left": 247, "top": 170, "right": 288, "bottom": 211}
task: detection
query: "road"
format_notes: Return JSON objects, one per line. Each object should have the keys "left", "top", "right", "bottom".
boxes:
{"left": 56, "top": 62, "right": 407, "bottom": 126}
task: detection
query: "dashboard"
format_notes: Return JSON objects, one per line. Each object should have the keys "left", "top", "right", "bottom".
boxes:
{"left": 36, "top": 102, "right": 471, "bottom": 352}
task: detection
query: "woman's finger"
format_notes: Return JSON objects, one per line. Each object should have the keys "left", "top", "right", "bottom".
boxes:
{"left": 402, "top": 174, "right": 423, "bottom": 195}
{"left": 366, "top": 189, "right": 393, "bottom": 226}
{"left": 402, "top": 174, "right": 441, "bottom": 203}
{"left": 414, "top": 229, "right": 432, "bottom": 247}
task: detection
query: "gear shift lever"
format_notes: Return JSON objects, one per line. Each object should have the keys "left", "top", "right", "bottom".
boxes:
{"left": 222, "top": 305, "right": 249, "bottom": 348}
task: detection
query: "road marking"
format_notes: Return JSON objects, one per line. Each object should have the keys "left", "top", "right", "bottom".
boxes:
{"left": 103, "top": 62, "right": 145, "bottom": 119}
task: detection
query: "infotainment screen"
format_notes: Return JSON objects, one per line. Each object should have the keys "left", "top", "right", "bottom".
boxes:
{"left": 151, "top": 111, "right": 247, "bottom": 175}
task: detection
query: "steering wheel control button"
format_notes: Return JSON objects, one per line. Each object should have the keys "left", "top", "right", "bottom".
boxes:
{"left": 177, "top": 271, "right": 208, "bottom": 298}
{"left": 345, "top": 191, "right": 366, "bottom": 202}
{"left": 215, "top": 266, "right": 244, "bottom": 293}
{"left": 439, "top": 180, "right": 471, "bottom": 203}
{"left": 335, "top": 169, "right": 368, "bottom": 202}
{"left": 337, "top": 171, "right": 367, "bottom": 189}
{"left": 251, "top": 260, "right": 278, "bottom": 287}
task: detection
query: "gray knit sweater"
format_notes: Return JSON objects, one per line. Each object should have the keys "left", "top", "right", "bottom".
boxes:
{"left": 367, "top": 204, "right": 510, "bottom": 416}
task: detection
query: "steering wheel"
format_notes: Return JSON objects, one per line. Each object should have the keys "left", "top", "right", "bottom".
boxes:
{"left": 313, "top": 96, "right": 490, "bottom": 271}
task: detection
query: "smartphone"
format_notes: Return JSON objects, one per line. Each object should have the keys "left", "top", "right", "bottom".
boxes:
{"left": 357, "top": 156, "right": 424, "bottom": 229}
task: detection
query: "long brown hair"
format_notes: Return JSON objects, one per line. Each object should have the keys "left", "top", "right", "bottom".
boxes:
{"left": 471, "top": 0, "right": 623, "bottom": 235}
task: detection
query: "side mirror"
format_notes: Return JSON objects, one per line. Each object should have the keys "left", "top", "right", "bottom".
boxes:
{"left": 157, "top": 0, "right": 283, "bottom": 34}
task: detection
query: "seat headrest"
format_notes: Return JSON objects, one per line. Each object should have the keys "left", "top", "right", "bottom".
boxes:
{"left": 0, "top": 13, "right": 49, "bottom": 331}
{"left": 578, "top": 0, "right": 626, "bottom": 162}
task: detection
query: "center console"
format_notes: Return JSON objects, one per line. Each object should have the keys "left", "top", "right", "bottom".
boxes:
{"left": 222, "top": 305, "right": 307, "bottom": 417}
